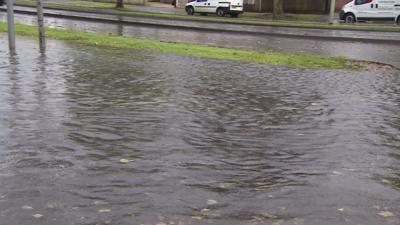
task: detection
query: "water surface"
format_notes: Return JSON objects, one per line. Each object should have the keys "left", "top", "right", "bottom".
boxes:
{"left": 0, "top": 35, "right": 399, "bottom": 225}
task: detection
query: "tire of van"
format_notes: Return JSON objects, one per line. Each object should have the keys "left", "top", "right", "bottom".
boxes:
{"left": 397, "top": 16, "right": 400, "bottom": 25}
{"left": 186, "top": 6, "right": 195, "bottom": 15}
{"left": 216, "top": 8, "right": 226, "bottom": 17}
{"left": 344, "top": 13, "right": 356, "bottom": 23}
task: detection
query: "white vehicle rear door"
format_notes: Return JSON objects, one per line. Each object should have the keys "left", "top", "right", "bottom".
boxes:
{"left": 376, "top": 0, "right": 397, "bottom": 18}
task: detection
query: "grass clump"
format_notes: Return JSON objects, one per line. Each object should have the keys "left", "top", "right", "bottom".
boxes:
{"left": 0, "top": 22, "right": 352, "bottom": 69}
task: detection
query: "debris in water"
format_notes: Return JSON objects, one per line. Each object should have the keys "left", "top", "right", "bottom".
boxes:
{"left": 191, "top": 215, "right": 203, "bottom": 220}
{"left": 99, "top": 208, "right": 111, "bottom": 213}
{"left": 207, "top": 199, "right": 217, "bottom": 205}
{"left": 378, "top": 211, "right": 395, "bottom": 217}
{"left": 21, "top": 205, "right": 33, "bottom": 210}
{"left": 119, "top": 158, "right": 131, "bottom": 163}
{"left": 33, "top": 214, "right": 44, "bottom": 219}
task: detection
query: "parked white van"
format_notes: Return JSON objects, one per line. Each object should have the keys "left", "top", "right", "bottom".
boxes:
{"left": 340, "top": 0, "right": 400, "bottom": 24}
{"left": 185, "top": 0, "right": 244, "bottom": 17}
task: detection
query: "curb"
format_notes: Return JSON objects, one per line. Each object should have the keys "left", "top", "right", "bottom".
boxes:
{"left": 11, "top": 3, "right": 400, "bottom": 33}
{"left": 1, "top": 7, "right": 400, "bottom": 44}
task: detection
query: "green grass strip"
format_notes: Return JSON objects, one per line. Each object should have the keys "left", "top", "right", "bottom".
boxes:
{"left": 0, "top": 22, "right": 352, "bottom": 69}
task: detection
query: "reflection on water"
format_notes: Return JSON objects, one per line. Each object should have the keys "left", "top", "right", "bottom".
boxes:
{"left": 0, "top": 36, "right": 400, "bottom": 225}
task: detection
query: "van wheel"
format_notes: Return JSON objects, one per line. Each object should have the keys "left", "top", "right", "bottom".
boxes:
{"left": 397, "top": 16, "right": 400, "bottom": 25}
{"left": 216, "top": 8, "right": 225, "bottom": 17}
{"left": 230, "top": 13, "right": 239, "bottom": 18}
{"left": 200, "top": 13, "right": 208, "bottom": 16}
{"left": 186, "top": 6, "right": 194, "bottom": 15}
{"left": 344, "top": 13, "right": 356, "bottom": 23}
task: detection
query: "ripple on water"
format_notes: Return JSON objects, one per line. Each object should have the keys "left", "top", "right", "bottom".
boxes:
{"left": 0, "top": 37, "right": 399, "bottom": 225}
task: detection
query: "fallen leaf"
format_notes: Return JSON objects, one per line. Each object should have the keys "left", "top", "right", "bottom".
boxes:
{"left": 201, "top": 208, "right": 210, "bottom": 212}
{"left": 381, "top": 179, "right": 391, "bottom": 184}
{"left": 207, "top": 199, "right": 217, "bottom": 205}
{"left": 156, "top": 223, "right": 167, "bottom": 225}
{"left": 332, "top": 171, "right": 343, "bottom": 175}
{"left": 119, "top": 158, "right": 130, "bottom": 163}
{"left": 94, "top": 200, "right": 104, "bottom": 205}
{"left": 98, "top": 208, "right": 111, "bottom": 213}
{"left": 33, "top": 214, "right": 43, "bottom": 219}
{"left": 46, "top": 202, "right": 58, "bottom": 209}
{"left": 338, "top": 208, "right": 344, "bottom": 212}
{"left": 191, "top": 216, "right": 203, "bottom": 220}
{"left": 21, "top": 205, "right": 33, "bottom": 210}
{"left": 378, "top": 211, "right": 395, "bottom": 217}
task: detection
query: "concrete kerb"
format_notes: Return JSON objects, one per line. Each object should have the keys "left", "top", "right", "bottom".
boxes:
{"left": 9, "top": 3, "right": 400, "bottom": 33}
{"left": 1, "top": 7, "right": 399, "bottom": 44}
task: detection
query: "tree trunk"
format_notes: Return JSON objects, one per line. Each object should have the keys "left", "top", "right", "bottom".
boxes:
{"left": 273, "top": 0, "right": 283, "bottom": 19}
{"left": 116, "top": 0, "right": 124, "bottom": 8}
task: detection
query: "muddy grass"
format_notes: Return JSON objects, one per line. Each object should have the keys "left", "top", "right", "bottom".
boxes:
{"left": 0, "top": 23, "right": 357, "bottom": 69}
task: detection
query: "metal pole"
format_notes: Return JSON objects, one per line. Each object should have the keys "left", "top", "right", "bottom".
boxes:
{"left": 329, "top": 0, "right": 336, "bottom": 24}
{"left": 37, "top": 0, "right": 45, "bottom": 50}
{"left": 6, "top": 0, "right": 16, "bottom": 52}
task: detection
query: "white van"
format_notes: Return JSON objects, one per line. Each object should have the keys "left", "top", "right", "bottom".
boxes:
{"left": 185, "top": 0, "right": 244, "bottom": 18}
{"left": 340, "top": 0, "right": 400, "bottom": 24}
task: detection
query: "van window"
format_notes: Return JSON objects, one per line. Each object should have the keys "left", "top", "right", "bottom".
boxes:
{"left": 355, "top": 0, "right": 373, "bottom": 5}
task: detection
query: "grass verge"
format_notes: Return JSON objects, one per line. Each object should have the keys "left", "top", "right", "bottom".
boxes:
{"left": 13, "top": 0, "right": 400, "bottom": 32}
{"left": 0, "top": 22, "right": 353, "bottom": 69}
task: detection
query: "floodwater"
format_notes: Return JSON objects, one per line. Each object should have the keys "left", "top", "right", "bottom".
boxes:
{"left": 1, "top": 12, "right": 400, "bottom": 68}
{"left": 0, "top": 35, "right": 400, "bottom": 225}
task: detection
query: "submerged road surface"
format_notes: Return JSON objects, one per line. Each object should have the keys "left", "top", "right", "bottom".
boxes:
{"left": 0, "top": 35, "right": 399, "bottom": 225}
{"left": 1, "top": 12, "right": 400, "bottom": 68}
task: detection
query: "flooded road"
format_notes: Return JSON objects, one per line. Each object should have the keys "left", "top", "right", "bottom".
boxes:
{"left": 0, "top": 35, "right": 400, "bottom": 225}
{"left": 1, "top": 12, "right": 400, "bottom": 68}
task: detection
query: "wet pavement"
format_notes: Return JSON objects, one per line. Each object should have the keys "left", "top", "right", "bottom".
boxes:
{"left": 1, "top": 6, "right": 400, "bottom": 43}
{"left": 1, "top": 12, "right": 400, "bottom": 68}
{"left": 0, "top": 35, "right": 400, "bottom": 225}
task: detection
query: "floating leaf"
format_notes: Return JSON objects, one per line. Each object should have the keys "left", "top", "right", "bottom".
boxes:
{"left": 191, "top": 216, "right": 203, "bottom": 220}
{"left": 378, "top": 211, "right": 394, "bottom": 217}
{"left": 119, "top": 159, "right": 130, "bottom": 163}
{"left": 94, "top": 200, "right": 105, "bottom": 205}
{"left": 156, "top": 223, "right": 167, "bottom": 225}
{"left": 99, "top": 208, "right": 111, "bottom": 213}
{"left": 33, "top": 214, "right": 43, "bottom": 219}
{"left": 381, "top": 179, "right": 391, "bottom": 184}
{"left": 201, "top": 208, "right": 210, "bottom": 212}
{"left": 21, "top": 205, "right": 33, "bottom": 210}
{"left": 46, "top": 202, "right": 58, "bottom": 209}
{"left": 338, "top": 208, "right": 344, "bottom": 212}
{"left": 332, "top": 171, "right": 343, "bottom": 175}
{"left": 207, "top": 199, "right": 217, "bottom": 205}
